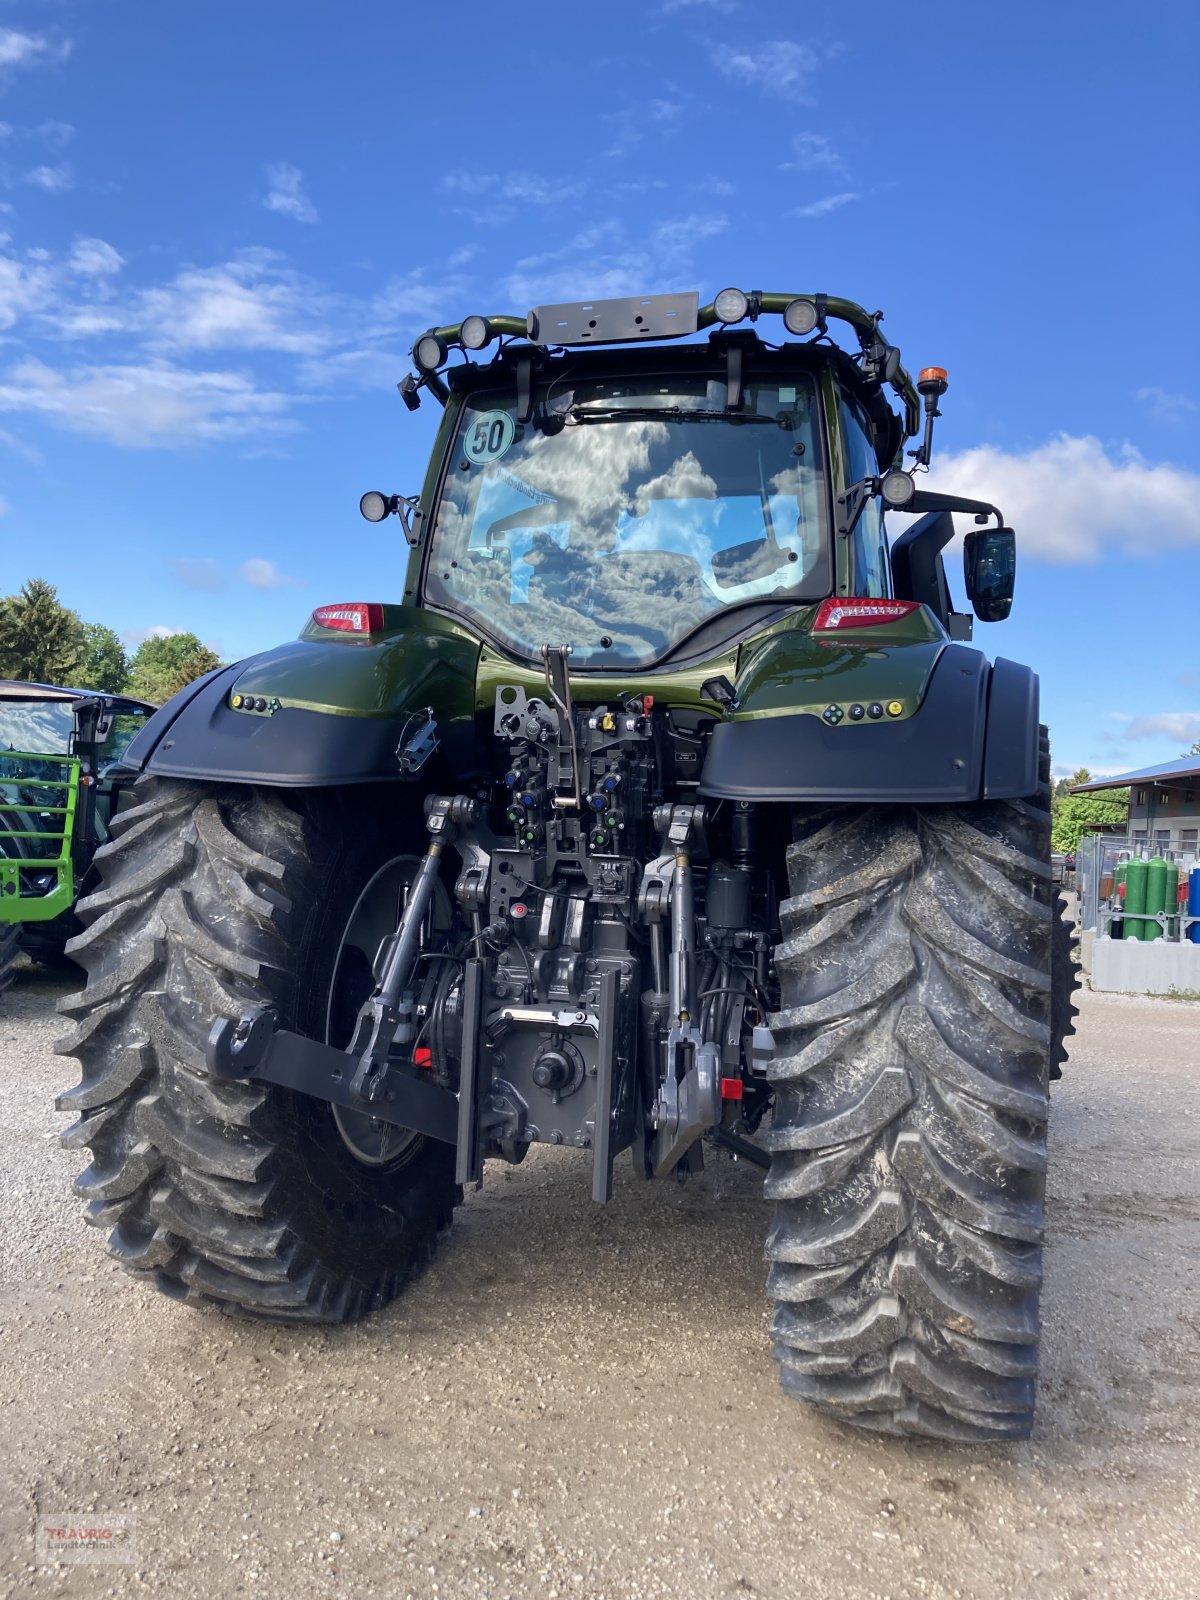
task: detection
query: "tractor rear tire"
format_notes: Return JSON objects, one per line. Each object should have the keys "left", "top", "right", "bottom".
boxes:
{"left": 0, "top": 923, "right": 17, "bottom": 998}
{"left": 765, "top": 755, "right": 1056, "bottom": 1440}
{"left": 1050, "top": 897, "right": 1079, "bottom": 1080}
{"left": 56, "top": 778, "right": 459, "bottom": 1323}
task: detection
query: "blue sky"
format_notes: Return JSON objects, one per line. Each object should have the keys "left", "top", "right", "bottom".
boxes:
{"left": 0, "top": 0, "right": 1196, "bottom": 777}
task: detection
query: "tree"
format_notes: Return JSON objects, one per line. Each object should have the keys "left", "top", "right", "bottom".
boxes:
{"left": 0, "top": 578, "right": 85, "bottom": 684}
{"left": 1051, "top": 787, "right": 1129, "bottom": 854}
{"left": 1053, "top": 766, "right": 1092, "bottom": 799}
{"left": 126, "top": 632, "right": 222, "bottom": 704}
{"left": 77, "top": 623, "right": 129, "bottom": 694}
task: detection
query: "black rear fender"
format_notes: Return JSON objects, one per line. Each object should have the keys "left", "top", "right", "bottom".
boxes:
{"left": 698, "top": 649, "right": 1039, "bottom": 804}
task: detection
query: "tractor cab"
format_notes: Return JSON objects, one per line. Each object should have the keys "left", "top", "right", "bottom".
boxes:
{"left": 363, "top": 289, "right": 1016, "bottom": 663}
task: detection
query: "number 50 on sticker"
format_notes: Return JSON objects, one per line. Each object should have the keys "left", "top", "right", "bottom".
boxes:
{"left": 463, "top": 409, "right": 516, "bottom": 465}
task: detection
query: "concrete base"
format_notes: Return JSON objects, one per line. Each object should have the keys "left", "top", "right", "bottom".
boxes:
{"left": 1091, "top": 936, "right": 1200, "bottom": 995}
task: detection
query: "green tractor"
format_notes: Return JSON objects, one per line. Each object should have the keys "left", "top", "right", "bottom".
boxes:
{"left": 58, "top": 288, "right": 1075, "bottom": 1441}
{"left": 0, "top": 681, "right": 155, "bottom": 990}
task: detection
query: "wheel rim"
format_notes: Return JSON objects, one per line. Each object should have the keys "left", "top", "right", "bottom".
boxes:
{"left": 325, "top": 854, "right": 452, "bottom": 1167}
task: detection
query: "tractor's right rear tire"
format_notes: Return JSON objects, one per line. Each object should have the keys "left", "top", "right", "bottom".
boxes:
{"left": 766, "top": 776, "right": 1054, "bottom": 1441}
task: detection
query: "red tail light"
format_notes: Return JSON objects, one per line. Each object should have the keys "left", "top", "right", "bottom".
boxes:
{"left": 310, "top": 602, "right": 385, "bottom": 635}
{"left": 812, "top": 598, "right": 922, "bottom": 632}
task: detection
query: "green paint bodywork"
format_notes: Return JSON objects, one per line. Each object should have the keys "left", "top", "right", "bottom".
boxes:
{"left": 728, "top": 606, "right": 946, "bottom": 723}
{"left": 221, "top": 605, "right": 946, "bottom": 744}
{"left": 232, "top": 607, "right": 480, "bottom": 724}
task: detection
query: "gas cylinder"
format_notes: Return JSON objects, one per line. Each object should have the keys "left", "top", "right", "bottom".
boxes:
{"left": 1112, "top": 861, "right": 1127, "bottom": 938}
{"left": 1145, "top": 857, "right": 1170, "bottom": 941}
{"left": 1124, "top": 856, "right": 1149, "bottom": 940}
{"left": 1189, "top": 865, "right": 1200, "bottom": 945}
{"left": 1163, "top": 862, "right": 1179, "bottom": 938}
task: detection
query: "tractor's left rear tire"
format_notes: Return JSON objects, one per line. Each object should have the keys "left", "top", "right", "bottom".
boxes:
{"left": 57, "top": 777, "right": 460, "bottom": 1324}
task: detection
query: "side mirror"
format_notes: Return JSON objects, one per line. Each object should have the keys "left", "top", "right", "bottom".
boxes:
{"left": 963, "top": 527, "right": 1015, "bottom": 622}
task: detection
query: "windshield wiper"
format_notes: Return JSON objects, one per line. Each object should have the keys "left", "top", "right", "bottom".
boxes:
{"left": 562, "top": 406, "right": 778, "bottom": 426}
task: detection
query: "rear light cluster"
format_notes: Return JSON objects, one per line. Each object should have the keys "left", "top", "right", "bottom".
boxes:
{"left": 813, "top": 599, "right": 921, "bottom": 632}
{"left": 310, "top": 603, "right": 385, "bottom": 634}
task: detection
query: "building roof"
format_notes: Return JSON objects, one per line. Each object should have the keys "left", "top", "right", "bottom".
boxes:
{"left": 1071, "top": 756, "right": 1200, "bottom": 794}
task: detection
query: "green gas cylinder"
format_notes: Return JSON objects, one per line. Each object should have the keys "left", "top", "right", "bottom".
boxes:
{"left": 1146, "top": 857, "right": 1178, "bottom": 941}
{"left": 1124, "top": 857, "right": 1149, "bottom": 940}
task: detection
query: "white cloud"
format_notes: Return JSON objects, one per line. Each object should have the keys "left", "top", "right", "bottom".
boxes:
{"left": 262, "top": 162, "right": 318, "bottom": 224}
{"left": 168, "top": 557, "right": 225, "bottom": 591}
{"left": 0, "top": 422, "right": 41, "bottom": 464}
{"left": 501, "top": 213, "right": 727, "bottom": 307}
{"left": 0, "top": 231, "right": 452, "bottom": 409}
{"left": 122, "top": 624, "right": 183, "bottom": 646}
{"left": 0, "top": 252, "right": 53, "bottom": 329}
{"left": 50, "top": 307, "right": 125, "bottom": 337}
{"left": 783, "top": 132, "right": 848, "bottom": 177}
{"left": 137, "top": 257, "right": 333, "bottom": 355}
{"left": 712, "top": 40, "right": 828, "bottom": 101}
{"left": 602, "top": 93, "right": 692, "bottom": 160}
{"left": 1117, "top": 712, "right": 1200, "bottom": 744}
{"left": 35, "top": 120, "right": 74, "bottom": 149}
{"left": 0, "top": 356, "right": 295, "bottom": 448}
{"left": 25, "top": 163, "right": 72, "bottom": 193}
{"left": 68, "top": 237, "right": 123, "bottom": 276}
{"left": 370, "top": 263, "right": 473, "bottom": 332}
{"left": 1135, "top": 386, "right": 1195, "bottom": 426}
{"left": 443, "top": 170, "right": 586, "bottom": 206}
{"left": 442, "top": 169, "right": 587, "bottom": 224}
{"left": 927, "top": 435, "right": 1200, "bottom": 563}
{"left": 0, "top": 29, "right": 69, "bottom": 71}
{"left": 296, "top": 346, "right": 399, "bottom": 391}
{"left": 793, "top": 191, "right": 859, "bottom": 218}
{"left": 240, "top": 557, "right": 300, "bottom": 590}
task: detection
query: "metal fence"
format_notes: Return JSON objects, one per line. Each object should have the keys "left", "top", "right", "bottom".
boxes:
{"left": 1075, "top": 831, "right": 1200, "bottom": 940}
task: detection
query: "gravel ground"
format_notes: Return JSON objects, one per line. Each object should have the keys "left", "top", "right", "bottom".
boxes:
{"left": 1, "top": 964, "right": 1197, "bottom": 1600}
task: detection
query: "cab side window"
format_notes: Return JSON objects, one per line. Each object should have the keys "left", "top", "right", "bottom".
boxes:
{"left": 838, "top": 392, "right": 890, "bottom": 598}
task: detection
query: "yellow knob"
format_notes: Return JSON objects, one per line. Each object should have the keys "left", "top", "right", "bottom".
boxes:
{"left": 886, "top": 700, "right": 903, "bottom": 717}
{"left": 231, "top": 694, "right": 243, "bottom": 709}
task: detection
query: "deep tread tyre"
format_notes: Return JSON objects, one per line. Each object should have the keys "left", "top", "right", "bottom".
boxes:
{"left": 56, "top": 778, "right": 459, "bottom": 1323}
{"left": 1050, "top": 896, "right": 1079, "bottom": 1080}
{"left": 0, "top": 923, "right": 17, "bottom": 998}
{"left": 765, "top": 733, "right": 1061, "bottom": 1441}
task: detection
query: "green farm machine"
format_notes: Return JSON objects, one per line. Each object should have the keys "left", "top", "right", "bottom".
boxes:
{"left": 0, "top": 682, "right": 154, "bottom": 992}
{"left": 58, "top": 288, "right": 1075, "bottom": 1441}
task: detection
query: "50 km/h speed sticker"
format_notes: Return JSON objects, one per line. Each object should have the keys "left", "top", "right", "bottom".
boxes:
{"left": 463, "top": 409, "right": 516, "bottom": 465}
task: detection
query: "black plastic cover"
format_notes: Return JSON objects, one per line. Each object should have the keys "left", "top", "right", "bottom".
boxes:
{"left": 699, "top": 646, "right": 1038, "bottom": 804}
{"left": 122, "top": 665, "right": 416, "bottom": 788}
{"left": 983, "top": 656, "right": 1040, "bottom": 799}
